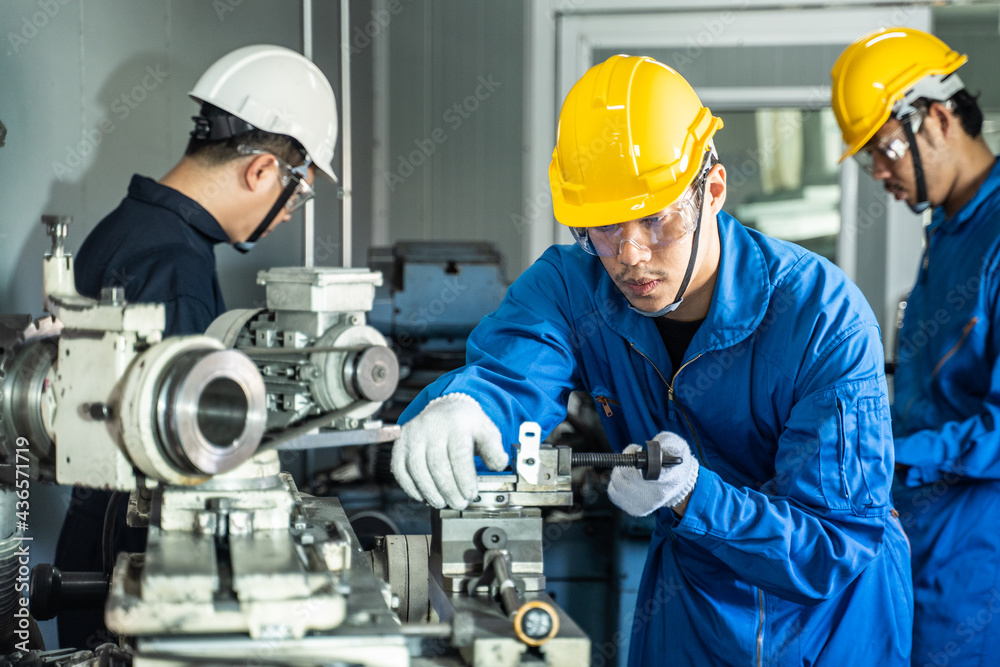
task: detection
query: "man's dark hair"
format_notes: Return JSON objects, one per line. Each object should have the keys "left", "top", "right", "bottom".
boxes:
{"left": 947, "top": 89, "right": 984, "bottom": 138}
{"left": 185, "top": 103, "right": 307, "bottom": 167}
{"left": 915, "top": 90, "right": 984, "bottom": 139}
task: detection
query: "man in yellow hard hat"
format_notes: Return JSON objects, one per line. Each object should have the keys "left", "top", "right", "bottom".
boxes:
{"left": 832, "top": 27, "right": 1000, "bottom": 666}
{"left": 392, "top": 54, "right": 910, "bottom": 665}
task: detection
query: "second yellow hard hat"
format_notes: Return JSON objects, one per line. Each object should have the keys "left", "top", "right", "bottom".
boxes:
{"left": 831, "top": 27, "right": 967, "bottom": 162}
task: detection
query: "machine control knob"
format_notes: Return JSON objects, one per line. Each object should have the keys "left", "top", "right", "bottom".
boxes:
{"left": 87, "top": 402, "right": 112, "bottom": 421}
{"left": 513, "top": 600, "right": 560, "bottom": 646}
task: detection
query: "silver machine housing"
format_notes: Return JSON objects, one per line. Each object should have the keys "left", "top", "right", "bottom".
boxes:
{"left": 205, "top": 267, "right": 400, "bottom": 443}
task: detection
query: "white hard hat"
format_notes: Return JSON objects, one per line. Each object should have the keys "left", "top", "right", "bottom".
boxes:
{"left": 189, "top": 44, "right": 339, "bottom": 182}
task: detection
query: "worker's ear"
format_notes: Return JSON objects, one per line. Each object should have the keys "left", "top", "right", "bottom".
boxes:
{"left": 242, "top": 153, "right": 279, "bottom": 192}
{"left": 924, "top": 101, "right": 952, "bottom": 144}
{"left": 704, "top": 163, "right": 727, "bottom": 215}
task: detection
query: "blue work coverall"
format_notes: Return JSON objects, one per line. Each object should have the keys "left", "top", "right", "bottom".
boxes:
{"left": 892, "top": 158, "right": 1000, "bottom": 667}
{"left": 55, "top": 174, "right": 230, "bottom": 649}
{"left": 401, "top": 211, "right": 912, "bottom": 665}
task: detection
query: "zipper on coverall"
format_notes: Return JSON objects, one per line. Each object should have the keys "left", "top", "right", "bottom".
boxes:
{"left": 595, "top": 396, "right": 619, "bottom": 417}
{"left": 629, "top": 343, "right": 708, "bottom": 467}
{"left": 630, "top": 342, "right": 766, "bottom": 666}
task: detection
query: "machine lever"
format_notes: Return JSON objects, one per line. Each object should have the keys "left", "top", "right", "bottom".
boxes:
{"left": 29, "top": 564, "right": 109, "bottom": 621}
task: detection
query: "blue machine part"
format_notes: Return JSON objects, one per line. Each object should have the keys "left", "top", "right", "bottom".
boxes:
{"left": 368, "top": 241, "right": 509, "bottom": 350}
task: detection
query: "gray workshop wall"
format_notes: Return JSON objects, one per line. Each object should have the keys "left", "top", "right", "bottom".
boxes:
{"left": 0, "top": 0, "right": 377, "bottom": 320}
{"left": 380, "top": 0, "right": 524, "bottom": 276}
{"left": 935, "top": 4, "right": 1000, "bottom": 114}
{"left": 0, "top": 0, "right": 528, "bottom": 325}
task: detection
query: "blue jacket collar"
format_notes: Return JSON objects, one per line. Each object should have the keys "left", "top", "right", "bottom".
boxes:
{"left": 595, "top": 211, "right": 770, "bottom": 358}
{"left": 127, "top": 174, "right": 231, "bottom": 244}
{"left": 930, "top": 155, "right": 1000, "bottom": 234}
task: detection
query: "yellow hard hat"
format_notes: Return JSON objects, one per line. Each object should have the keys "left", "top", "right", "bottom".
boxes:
{"left": 831, "top": 27, "right": 967, "bottom": 162}
{"left": 549, "top": 55, "right": 723, "bottom": 228}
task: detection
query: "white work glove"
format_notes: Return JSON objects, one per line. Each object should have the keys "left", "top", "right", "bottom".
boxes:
{"left": 391, "top": 393, "right": 509, "bottom": 510}
{"left": 608, "top": 432, "right": 700, "bottom": 517}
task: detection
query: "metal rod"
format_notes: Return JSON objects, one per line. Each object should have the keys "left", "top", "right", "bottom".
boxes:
{"left": 235, "top": 345, "right": 373, "bottom": 356}
{"left": 371, "top": 0, "right": 390, "bottom": 247}
{"left": 489, "top": 552, "right": 520, "bottom": 619}
{"left": 302, "top": 0, "right": 315, "bottom": 268}
{"left": 571, "top": 452, "right": 682, "bottom": 470}
{"left": 257, "top": 400, "right": 373, "bottom": 452}
{"left": 340, "top": 0, "right": 353, "bottom": 268}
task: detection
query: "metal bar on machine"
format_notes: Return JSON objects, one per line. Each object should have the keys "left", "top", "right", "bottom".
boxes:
{"left": 340, "top": 0, "right": 353, "bottom": 268}
{"left": 302, "top": 0, "right": 315, "bottom": 268}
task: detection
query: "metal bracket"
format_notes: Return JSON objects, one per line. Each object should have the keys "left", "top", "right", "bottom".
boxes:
{"left": 515, "top": 421, "right": 542, "bottom": 485}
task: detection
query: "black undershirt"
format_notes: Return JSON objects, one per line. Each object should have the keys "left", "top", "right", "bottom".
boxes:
{"left": 654, "top": 316, "right": 704, "bottom": 373}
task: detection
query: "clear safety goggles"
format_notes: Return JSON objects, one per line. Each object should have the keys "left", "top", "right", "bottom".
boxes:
{"left": 854, "top": 109, "right": 927, "bottom": 175}
{"left": 237, "top": 145, "right": 315, "bottom": 212}
{"left": 571, "top": 190, "right": 701, "bottom": 258}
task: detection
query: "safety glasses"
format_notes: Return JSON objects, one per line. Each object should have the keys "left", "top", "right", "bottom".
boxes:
{"left": 237, "top": 145, "right": 315, "bottom": 212}
{"left": 571, "top": 190, "right": 701, "bottom": 258}
{"left": 854, "top": 110, "right": 926, "bottom": 175}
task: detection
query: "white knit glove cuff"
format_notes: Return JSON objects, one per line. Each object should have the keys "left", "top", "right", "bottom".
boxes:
{"left": 426, "top": 391, "right": 477, "bottom": 412}
{"left": 661, "top": 445, "right": 699, "bottom": 509}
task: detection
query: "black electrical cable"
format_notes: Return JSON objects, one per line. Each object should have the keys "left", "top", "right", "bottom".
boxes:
{"left": 101, "top": 492, "right": 125, "bottom": 575}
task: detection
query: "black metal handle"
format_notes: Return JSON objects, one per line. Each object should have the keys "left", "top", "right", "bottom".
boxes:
{"left": 29, "top": 564, "right": 109, "bottom": 621}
